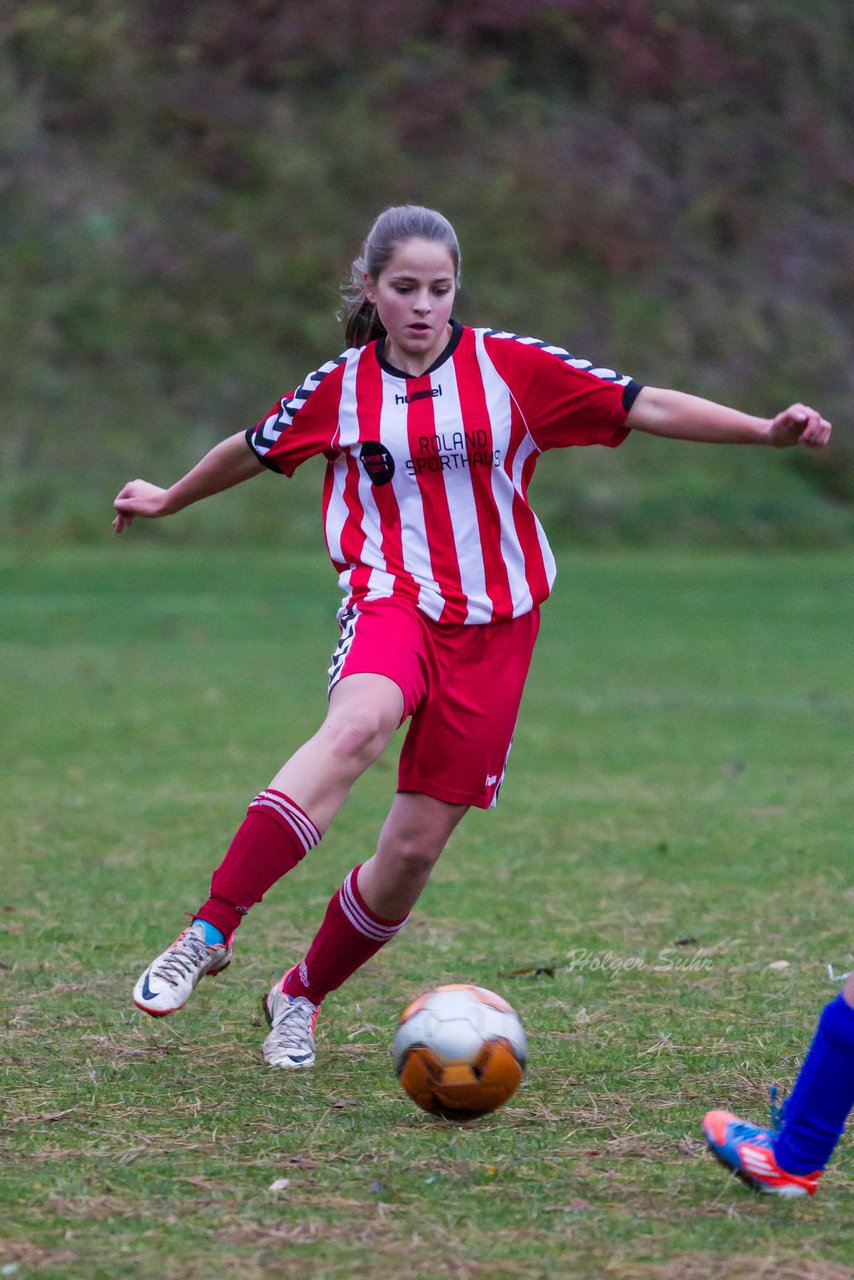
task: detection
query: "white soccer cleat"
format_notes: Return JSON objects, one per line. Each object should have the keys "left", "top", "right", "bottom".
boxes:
{"left": 133, "top": 922, "right": 233, "bottom": 1017}
{"left": 262, "top": 976, "right": 319, "bottom": 1069}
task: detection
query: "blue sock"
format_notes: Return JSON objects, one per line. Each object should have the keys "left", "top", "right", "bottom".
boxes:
{"left": 774, "top": 994, "right": 854, "bottom": 1174}
{"left": 192, "top": 918, "right": 225, "bottom": 946}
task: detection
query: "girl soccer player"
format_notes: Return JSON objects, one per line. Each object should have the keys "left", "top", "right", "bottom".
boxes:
{"left": 114, "top": 204, "right": 831, "bottom": 1070}
{"left": 703, "top": 968, "right": 854, "bottom": 1196}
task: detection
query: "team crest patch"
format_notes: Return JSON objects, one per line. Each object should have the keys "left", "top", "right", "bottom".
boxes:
{"left": 360, "top": 442, "right": 395, "bottom": 486}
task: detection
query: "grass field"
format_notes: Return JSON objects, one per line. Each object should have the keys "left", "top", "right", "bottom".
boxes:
{"left": 2, "top": 544, "right": 852, "bottom": 1280}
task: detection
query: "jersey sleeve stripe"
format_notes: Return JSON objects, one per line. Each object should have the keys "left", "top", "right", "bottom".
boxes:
{"left": 246, "top": 353, "right": 349, "bottom": 462}
{"left": 482, "top": 328, "right": 636, "bottom": 389}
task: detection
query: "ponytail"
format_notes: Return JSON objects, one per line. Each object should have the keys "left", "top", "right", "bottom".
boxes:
{"left": 342, "top": 252, "right": 387, "bottom": 348}
{"left": 341, "top": 205, "right": 461, "bottom": 349}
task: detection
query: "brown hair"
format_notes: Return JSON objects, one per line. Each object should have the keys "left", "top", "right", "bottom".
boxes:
{"left": 341, "top": 205, "right": 461, "bottom": 348}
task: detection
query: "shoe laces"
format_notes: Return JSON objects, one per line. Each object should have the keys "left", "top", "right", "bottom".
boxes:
{"left": 154, "top": 930, "right": 213, "bottom": 988}
{"left": 269, "top": 995, "right": 316, "bottom": 1051}
{"left": 769, "top": 1083, "right": 789, "bottom": 1131}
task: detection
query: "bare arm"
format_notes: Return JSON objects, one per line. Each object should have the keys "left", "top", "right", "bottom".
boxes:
{"left": 626, "top": 386, "right": 832, "bottom": 448}
{"left": 113, "top": 431, "right": 265, "bottom": 533}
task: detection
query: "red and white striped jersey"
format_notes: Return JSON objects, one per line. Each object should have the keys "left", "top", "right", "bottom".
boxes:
{"left": 246, "top": 322, "right": 640, "bottom": 624}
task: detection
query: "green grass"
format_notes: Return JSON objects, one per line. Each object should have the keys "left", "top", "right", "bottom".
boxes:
{"left": 1, "top": 545, "right": 852, "bottom": 1279}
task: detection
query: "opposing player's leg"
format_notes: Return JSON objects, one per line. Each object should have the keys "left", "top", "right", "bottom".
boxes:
{"left": 133, "top": 672, "right": 405, "bottom": 1016}
{"left": 703, "top": 970, "right": 854, "bottom": 1196}
{"left": 263, "top": 792, "right": 467, "bottom": 1067}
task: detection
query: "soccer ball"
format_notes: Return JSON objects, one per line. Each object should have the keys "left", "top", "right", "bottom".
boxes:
{"left": 392, "top": 983, "right": 527, "bottom": 1120}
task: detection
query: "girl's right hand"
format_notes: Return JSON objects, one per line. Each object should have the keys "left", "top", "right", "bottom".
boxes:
{"left": 113, "top": 479, "right": 172, "bottom": 532}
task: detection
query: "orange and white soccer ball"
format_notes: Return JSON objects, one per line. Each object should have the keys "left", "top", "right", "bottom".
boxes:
{"left": 392, "top": 983, "right": 527, "bottom": 1120}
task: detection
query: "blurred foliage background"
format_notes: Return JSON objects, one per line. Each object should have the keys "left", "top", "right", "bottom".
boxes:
{"left": 2, "top": 0, "right": 853, "bottom": 546}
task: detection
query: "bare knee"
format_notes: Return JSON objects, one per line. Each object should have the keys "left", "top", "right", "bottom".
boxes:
{"left": 375, "top": 795, "right": 467, "bottom": 885}
{"left": 322, "top": 709, "right": 395, "bottom": 773}
{"left": 392, "top": 845, "right": 441, "bottom": 885}
{"left": 358, "top": 796, "right": 467, "bottom": 919}
{"left": 379, "top": 827, "right": 446, "bottom": 885}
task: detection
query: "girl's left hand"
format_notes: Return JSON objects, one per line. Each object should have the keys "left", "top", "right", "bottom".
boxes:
{"left": 769, "top": 404, "right": 832, "bottom": 448}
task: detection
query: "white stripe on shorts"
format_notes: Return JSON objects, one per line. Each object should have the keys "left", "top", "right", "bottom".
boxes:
{"left": 327, "top": 606, "right": 359, "bottom": 694}
{"left": 488, "top": 732, "right": 516, "bottom": 810}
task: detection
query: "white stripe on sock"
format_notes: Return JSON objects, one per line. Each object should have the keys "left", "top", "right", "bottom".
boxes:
{"left": 249, "top": 796, "right": 313, "bottom": 854}
{"left": 270, "top": 793, "right": 322, "bottom": 846}
{"left": 249, "top": 791, "right": 321, "bottom": 853}
{"left": 339, "top": 870, "right": 407, "bottom": 942}
{"left": 251, "top": 790, "right": 320, "bottom": 844}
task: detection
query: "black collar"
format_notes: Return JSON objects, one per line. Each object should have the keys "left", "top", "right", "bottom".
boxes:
{"left": 375, "top": 319, "right": 463, "bottom": 379}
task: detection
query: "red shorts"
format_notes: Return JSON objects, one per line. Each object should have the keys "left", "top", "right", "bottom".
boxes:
{"left": 327, "top": 597, "right": 540, "bottom": 809}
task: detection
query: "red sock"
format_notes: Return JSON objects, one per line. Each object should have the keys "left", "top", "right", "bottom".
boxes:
{"left": 282, "top": 865, "right": 408, "bottom": 1005}
{"left": 195, "top": 790, "right": 321, "bottom": 938}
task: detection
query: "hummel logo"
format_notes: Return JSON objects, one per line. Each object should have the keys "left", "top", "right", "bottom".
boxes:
{"left": 394, "top": 386, "right": 442, "bottom": 406}
{"left": 485, "top": 774, "right": 499, "bottom": 787}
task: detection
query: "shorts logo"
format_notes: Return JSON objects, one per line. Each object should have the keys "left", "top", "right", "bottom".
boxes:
{"left": 360, "top": 442, "right": 395, "bottom": 486}
{"left": 485, "top": 774, "right": 499, "bottom": 787}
